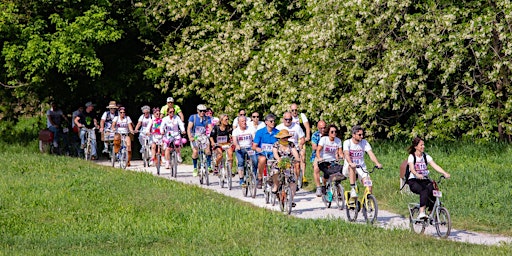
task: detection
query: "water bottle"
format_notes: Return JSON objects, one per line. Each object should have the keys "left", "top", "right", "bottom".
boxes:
{"left": 327, "top": 190, "right": 333, "bottom": 202}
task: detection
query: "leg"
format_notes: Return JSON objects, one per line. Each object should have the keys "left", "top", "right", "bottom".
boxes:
{"left": 126, "top": 136, "right": 132, "bottom": 166}
{"left": 313, "top": 160, "right": 321, "bottom": 187}
{"left": 90, "top": 131, "right": 97, "bottom": 157}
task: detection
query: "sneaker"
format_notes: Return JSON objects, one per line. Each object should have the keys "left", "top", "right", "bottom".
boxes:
{"left": 102, "top": 148, "right": 109, "bottom": 154}
{"left": 418, "top": 212, "right": 428, "bottom": 219}
{"left": 257, "top": 179, "right": 263, "bottom": 189}
{"left": 315, "top": 187, "right": 323, "bottom": 197}
{"left": 149, "top": 159, "right": 154, "bottom": 166}
{"left": 213, "top": 167, "right": 219, "bottom": 175}
{"left": 302, "top": 176, "right": 308, "bottom": 184}
{"left": 193, "top": 168, "right": 198, "bottom": 177}
{"left": 53, "top": 141, "right": 59, "bottom": 148}
{"left": 208, "top": 167, "right": 213, "bottom": 173}
{"left": 239, "top": 178, "right": 244, "bottom": 186}
{"left": 350, "top": 188, "right": 358, "bottom": 198}
{"left": 177, "top": 154, "right": 183, "bottom": 163}
{"left": 165, "top": 162, "right": 170, "bottom": 169}
{"left": 91, "top": 155, "right": 97, "bottom": 160}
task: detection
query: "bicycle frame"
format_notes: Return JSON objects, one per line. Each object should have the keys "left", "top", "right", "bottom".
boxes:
{"left": 344, "top": 165, "right": 380, "bottom": 224}
{"left": 196, "top": 134, "right": 209, "bottom": 185}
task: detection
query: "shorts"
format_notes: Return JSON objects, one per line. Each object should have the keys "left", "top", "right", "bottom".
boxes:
{"left": 342, "top": 164, "right": 369, "bottom": 180}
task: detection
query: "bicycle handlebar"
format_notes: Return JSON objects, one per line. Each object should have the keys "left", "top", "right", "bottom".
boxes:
{"left": 355, "top": 165, "right": 382, "bottom": 174}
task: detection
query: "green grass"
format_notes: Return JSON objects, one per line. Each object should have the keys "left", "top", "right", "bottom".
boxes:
{"left": 0, "top": 142, "right": 511, "bottom": 254}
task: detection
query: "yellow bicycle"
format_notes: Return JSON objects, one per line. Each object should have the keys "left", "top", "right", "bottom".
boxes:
{"left": 345, "top": 165, "right": 381, "bottom": 224}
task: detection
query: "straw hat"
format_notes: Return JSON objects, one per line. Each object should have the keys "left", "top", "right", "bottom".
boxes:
{"left": 275, "top": 129, "right": 292, "bottom": 139}
{"left": 106, "top": 101, "right": 118, "bottom": 109}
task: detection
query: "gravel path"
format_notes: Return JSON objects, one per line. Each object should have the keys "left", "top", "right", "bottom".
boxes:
{"left": 99, "top": 160, "right": 511, "bottom": 246}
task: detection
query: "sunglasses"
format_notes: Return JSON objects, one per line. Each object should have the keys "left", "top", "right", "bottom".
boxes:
{"left": 199, "top": 110, "right": 206, "bottom": 112}
{"left": 291, "top": 109, "right": 298, "bottom": 112}
{"left": 239, "top": 113, "right": 246, "bottom": 116}
{"left": 318, "top": 127, "right": 326, "bottom": 129}
{"left": 356, "top": 133, "right": 364, "bottom": 136}
{"left": 284, "top": 118, "right": 292, "bottom": 121}
{"left": 119, "top": 111, "right": 126, "bottom": 113}
{"left": 330, "top": 130, "right": 337, "bottom": 134}
{"left": 252, "top": 115, "right": 259, "bottom": 118}
{"left": 266, "top": 120, "right": 275, "bottom": 123}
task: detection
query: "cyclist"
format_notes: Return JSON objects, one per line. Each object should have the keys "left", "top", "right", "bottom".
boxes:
{"left": 248, "top": 111, "right": 265, "bottom": 130}
{"left": 161, "top": 106, "right": 187, "bottom": 167}
{"left": 276, "top": 111, "right": 305, "bottom": 188}
{"left": 187, "top": 104, "right": 213, "bottom": 177}
{"left": 209, "top": 114, "right": 233, "bottom": 175}
{"left": 74, "top": 102, "right": 99, "bottom": 159}
{"left": 112, "top": 107, "right": 135, "bottom": 166}
{"left": 343, "top": 125, "right": 382, "bottom": 198}
{"left": 271, "top": 129, "right": 300, "bottom": 206}
{"left": 252, "top": 113, "right": 280, "bottom": 189}
{"left": 46, "top": 101, "right": 69, "bottom": 149}
{"left": 290, "top": 103, "right": 311, "bottom": 185}
{"left": 311, "top": 120, "right": 327, "bottom": 196}
{"left": 134, "top": 105, "right": 153, "bottom": 156}
{"left": 148, "top": 107, "right": 164, "bottom": 166}
{"left": 205, "top": 108, "right": 219, "bottom": 136}
{"left": 315, "top": 124, "right": 343, "bottom": 196}
{"left": 232, "top": 116, "right": 257, "bottom": 185}
{"left": 161, "top": 97, "right": 184, "bottom": 121}
{"left": 99, "top": 101, "right": 119, "bottom": 154}
{"left": 407, "top": 137, "right": 451, "bottom": 219}
{"left": 232, "top": 109, "right": 250, "bottom": 129}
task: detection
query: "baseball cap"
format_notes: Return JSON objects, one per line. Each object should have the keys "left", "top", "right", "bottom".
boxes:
{"left": 85, "top": 102, "right": 95, "bottom": 107}
{"left": 197, "top": 104, "right": 207, "bottom": 111}
{"left": 166, "top": 97, "right": 174, "bottom": 103}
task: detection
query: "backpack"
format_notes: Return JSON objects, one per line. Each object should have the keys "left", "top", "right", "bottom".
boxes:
{"left": 400, "top": 152, "right": 426, "bottom": 191}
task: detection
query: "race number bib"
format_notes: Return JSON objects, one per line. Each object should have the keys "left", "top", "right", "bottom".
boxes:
{"left": 325, "top": 145, "right": 337, "bottom": 154}
{"left": 195, "top": 126, "right": 206, "bottom": 135}
{"left": 217, "top": 135, "right": 228, "bottom": 144}
{"left": 261, "top": 143, "right": 273, "bottom": 152}
{"left": 350, "top": 150, "right": 364, "bottom": 165}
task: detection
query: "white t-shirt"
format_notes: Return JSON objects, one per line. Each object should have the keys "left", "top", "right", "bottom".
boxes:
{"left": 232, "top": 116, "right": 251, "bottom": 129}
{"left": 46, "top": 108, "right": 63, "bottom": 128}
{"left": 101, "top": 111, "right": 118, "bottom": 130}
{"left": 232, "top": 126, "right": 256, "bottom": 149}
{"left": 112, "top": 116, "right": 133, "bottom": 134}
{"left": 318, "top": 136, "right": 342, "bottom": 161}
{"left": 276, "top": 122, "right": 305, "bottom": 145}
{"left": 248, "top": 120, "right": 265, "bottom": 130}
{"left": 407, "top": 153, "right": 433, "bottom": 179}
{"left": 343, "top": 139, "right": 372, "bottom": 169}
{"left": 161, "top": 115, "right": 185, "bottom": 137}
{"left": 137, "top": 114, "right": 153, "bottom": 134}
{"left": 292, "top": 113, "right": 308, "bottom": 126}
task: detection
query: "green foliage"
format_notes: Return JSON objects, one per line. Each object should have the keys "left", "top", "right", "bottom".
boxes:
{"left": 0, "top": 142, "right": 511, "bottom": 254}
{"left": 0, "top": 115, "right": 45, "bottom": 144}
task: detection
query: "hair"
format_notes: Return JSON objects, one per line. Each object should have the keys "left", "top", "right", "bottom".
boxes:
{"left": 322, "top": 124, "right": 338, "bottom": 137}
{"left": 351, "top": 125, "right": 363, "bottom": 134}
{"left": 119, "top": 107, "right": 126, "bottom": 111}
{"left": 408, "top": 137, "right": 423, "bottom": 155}
{"left": 264, "top": 113, "right": 276, "bottom": 121}
{"left": 141, "top": 105, "right": 150, "bottom": 112}
{"left": 152, "top": 107, "right": 160, "bottom": 113}
{"left": 218, "top": 114, "right": 229, "bottom": 127}
{"left": 238, "top": 108, "right": 246, "bottom": 113}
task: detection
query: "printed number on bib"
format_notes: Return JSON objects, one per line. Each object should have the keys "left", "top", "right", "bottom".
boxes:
{"left": 363, "top": 179, "right": 373, "bottom": 187}
{"left": 433, "top": 190, "right": 442, "bottom": 198}
{"left": 217, "top": 135, "right": 228, "bottom": 144}
{"left": 261, "top": 143, "right": 273, "bottom": 152}
{"left": 247, "top": 150, "right": 255, "bottom": 156}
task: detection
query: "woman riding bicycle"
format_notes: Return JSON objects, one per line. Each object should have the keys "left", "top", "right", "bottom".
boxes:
{"left": 315, "top": 124, "right": 343, "bottom": 196}
{"left": 161, "top": 106, "right": 187, "bottom": 167}
{"left": 209, "top": 114, "right": 233, "bottom": 175}
{"left": 134, "top": 105, "right": 153, "bottom": 156}
{"left": 148, "top": 108, "right": 163, "bottom": 166}
{"left": 271, "top": 130, "right": 300, "bottom": 196}
{"left": 112, "top": 107, "right": 135, "bottom": 166}
{"left": 407, "top": 137, "right": 451, "bottom": 219}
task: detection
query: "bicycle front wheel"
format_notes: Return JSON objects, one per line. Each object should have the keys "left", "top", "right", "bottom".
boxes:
{"left": 409, "top": 206, "right": 426, "bottom": 234}
{"left": 85, "top": 142, "right": 92, "bottom": 161}
{"left": 226, "top": 161, "right": 232, "bottom": 190}
{"left": 345, "top": 193, "right": 359, "bottom": 222}
{"left": 156, "top": 153, "right": 161, "bottom": 175}
{"left": 435, "top": 207, "right": 451, "bottom": 238}
{"left": 322, "top": 184, "right": 332, "bottom": 208}
{"left": 143, "top": 147, "right": 149, "bottom": 167}
{"left": 334, "top": 183, "right": 345, "bottom": 210}
{"left": 170, "top": 151, "right": 178, "bottom": 178}
{"left": 249, "top": 171, "right": 257, "bottom": 198}
{"left": 120, "top": 149, "right": 127, "bottom": 169}
{"left": 362, "top": 194, "right": 378, "bottom": 224}
{"left": 286, "top": 186, "right": 293, "bottom": 215}
{"left": 110, "top": 147, "right": 115, "bottom": 167}
{"left": 278, "top": 186, "right": 286, "bottom": 212}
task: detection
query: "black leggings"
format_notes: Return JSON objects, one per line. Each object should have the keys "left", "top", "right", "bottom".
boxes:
{"left": 407, "top": 179, "right": 435, "bottom": 210}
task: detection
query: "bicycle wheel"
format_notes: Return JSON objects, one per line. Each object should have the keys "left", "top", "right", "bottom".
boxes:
{"left": 286, "top": 186, "right": 293, "bottom": 215}
{"left": 278, "top": 186, "right": 286, "bottom": 212}
{"left": 219, "top": 159, "right": 226, "bottom": 188}
{"left": 297, "top": 168, "right": 303, "bottom": 190}
{"left": 198, "top": 153, "right": 204, "bottom": 184}
{"left": 345, "top": 193, "right": 359, "bottom": 222}
{"left": 143, "top": 146, "right": 149, "bottom": 167}
{"left": 242, "top": 171, "right": 250, "bottom": 197}
{"left": 85, "top": 140, "right": 92, "bottom": 161}
{"left": 409, "top": 206, "right": 426, "bottom": 234}
{"left": 170, "top": 151, "right": 178, "bottom": 178}
{"left": 110, "top": 147, "right": 115, "bottom": 167}
{"left": 120, "top": 149, "right": 127, "bottom": 169}
{"left": 362, "top": 194, "right": 378, "bottom": 224}
{"left": 204, "top": 161, "right": 209, "bottom": 186}
{"left": 39, "top": 140, "right": 51, "bottom": 154}
{"left": 334, "top": 183, "right": 345, "bottom": 210}
{"left": 156, "top": 152, "right": 161, "bottom": 175}
{"left": 435, "top": 207, "right": 451, "bottom": 238}
{"left": 322, "top": 183, "right": 332, "bottom": 208}
{"left": 226, "top": 161, "right": 232, "bottom": 190}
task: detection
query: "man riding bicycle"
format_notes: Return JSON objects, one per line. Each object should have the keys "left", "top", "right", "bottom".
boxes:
{"left": 187, "top": 104, "right": 213, "bottom": 177}
{"left": 99, "top": 101, "right": 119, "bottom": 154}
{"left": 74, "top": 102, "right": 99, "bottom": 160}
{"left": 252, "top": 113, "right": 279, "bottom": 189}
{"left": 232, "top": 116, "right": 257, "bottom": 185}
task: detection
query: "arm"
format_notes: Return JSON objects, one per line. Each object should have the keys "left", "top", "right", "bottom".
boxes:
{"left": 336, "top": 147, "right": 343, "bottom": 161}
{"left": 128, "top": 120, "right": 134, "bottom": 133}
{"left": 178, "top": 111, "right": 184, "bottom": 122}
{"left": 367, "top": 150, "right": 382, "bottom": 168}
{"left": 272, "top": 147, "right": 280, "bottom": 162}
{"left": 344, "top": 149, "right": 356, "bottom": 168}
{"left": 134, "top": 121, "right": 142, "bottom": 132}
{"left": 303, "top": 121, "right": 311, "bottom": 142}
{"left": 187, "top": 121, "right": 194, "bottom": 141}
{"left": 429, "top": 161, "right": 450, "bottom": 178}
{"left": 316, "top": 145, "right": 323, "bottom": 161}
{"left": 299, "top": 137, "right": 305, "bottom": 148}
{"left": 111, "top": 121, "right": 117, "bottom": 132}
{"left": 292, "top": 147, "right": 300, "bottom": 161}
{"left": 178, "top": 118, "right": 186, "bottom": 134}
{"left": 100, "top": 118, "right": 106, "bottom": 132}
{"left": 74, "top": 116, "right": 82, "bottom": 128}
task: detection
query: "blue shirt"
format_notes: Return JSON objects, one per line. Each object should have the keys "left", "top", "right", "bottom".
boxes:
{"left": 188, "top": 114, "right": 211, "bottom": 136}
{"left": 253, "top": 127, "right": 279, "bottom": 153}
{"left": 310, "top": 130, "right": 321, "bottom": 162}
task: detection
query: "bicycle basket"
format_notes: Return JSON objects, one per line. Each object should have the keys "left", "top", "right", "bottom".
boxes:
{"left": 153, "top": 134, "right": 163, "bottom": 145}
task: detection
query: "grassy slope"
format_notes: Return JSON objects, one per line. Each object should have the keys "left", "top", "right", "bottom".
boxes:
{"left": 0, "top": 143, "right": 511, "bottom": 255}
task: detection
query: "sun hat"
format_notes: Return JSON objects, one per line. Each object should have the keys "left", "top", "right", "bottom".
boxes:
{"left": 106, "top": 101, "right": 118, "bottom": 109}
{"left": 166, "top": 97, "right": 174, "bottom": 103}
{"left": 197, "top": 104, "right": 207, "bottom": 111}
{"left": 275, "top": 129, "right": 293, "bottom": 139}
{"left": 85, "top": 102, "right": 95, "bottom": 107}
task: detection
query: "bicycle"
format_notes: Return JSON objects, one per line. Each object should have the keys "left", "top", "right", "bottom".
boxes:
{"left": 318, "top": 160, "right": 345, "bottom": 210}
{"left": 195, "top": 134, "right": 209, "bottom": 186}
{"left": 216, "top": 144, "right": 233, "bottom": 189}
{"left": 103, "top": 129, "right": 116, "bottom": 167}
{"left": 408, "top": 175, "right": 451, "bottom": 238}
{"left": 275, "top": 157, "right": 297, "bottom": 215}
{"left": 166, "top": 134, "right": 183, "bottom": 178}
{"left": 82, "top": 127, "right": 96, "bottom": 161}
{"left": 345, "top": 165, "right": 381, "bottom": 224}
{"left": 153, "top": 134, "right": 164, "bottom": 175}
{"left": 241, "top": 149, "right": 257, "bottom": 198}
{"left": 263, "top": 159, "right": 276, "bottom": 204}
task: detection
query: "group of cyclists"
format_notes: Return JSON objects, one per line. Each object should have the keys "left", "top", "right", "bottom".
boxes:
{"left": 46, "top": 97, "right": 451, "bottom": 216}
